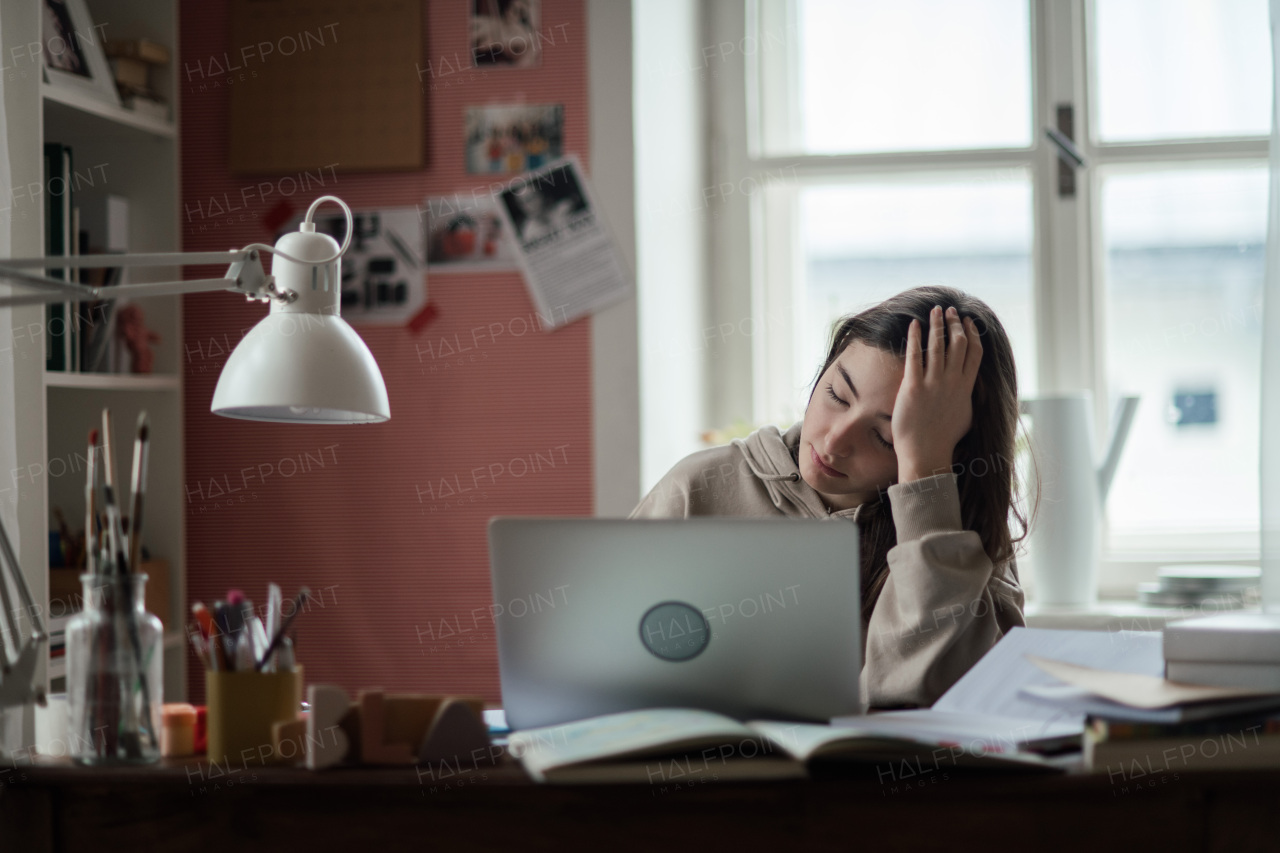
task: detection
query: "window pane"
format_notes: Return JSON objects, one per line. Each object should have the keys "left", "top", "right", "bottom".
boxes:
{"left": 769, "top": 0, "right": 1031, "bottom": 155}
{"left": 1101, "top": 166, "right": 1267, "bottom": 542}
{"left": 793, "top": 173, "right": 1036, "bottom": 419}
{"left": 1094, "top": 0, "right": 1272, "bottom": 142}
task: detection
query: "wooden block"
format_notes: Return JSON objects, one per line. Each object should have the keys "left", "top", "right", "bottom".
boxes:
{"left": 306, "top": 684, "right": 352, "bottom": 770}
{"left": 273, "top": 717, "right": 307, "bottom": 764}
{"left": 418, "top": 698, "right": 491, "bottom": 764}
{"left": 359, "top": 691, "right": 435, "bottom": 765}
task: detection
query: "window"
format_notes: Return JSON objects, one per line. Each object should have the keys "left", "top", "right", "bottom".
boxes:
{"left": 708, "top": 0, "right": 1272, "bottom": 591}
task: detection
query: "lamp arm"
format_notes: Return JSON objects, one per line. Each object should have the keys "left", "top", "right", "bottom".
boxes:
{"left": 0, "top": 249, "right": 273, "bottom": 308}
{"left": 0, "top": 510, "right": 46, "bottom": 720}
{"left": 0, "top": 197, "right": 354, "bottom": 309}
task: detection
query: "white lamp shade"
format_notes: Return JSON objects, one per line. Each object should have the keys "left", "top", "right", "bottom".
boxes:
{"left": 211, "top": 312, "right": 390, "bottom": 423}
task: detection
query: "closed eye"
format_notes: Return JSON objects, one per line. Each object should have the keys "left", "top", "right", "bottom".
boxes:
{"left": 825, "top": 384, "right": 847, "bottom": 406}
{"left": 873, "top": 431, "right": 894, "bottom": 451}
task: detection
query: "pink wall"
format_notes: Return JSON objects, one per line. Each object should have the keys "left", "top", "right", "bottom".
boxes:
{"left": 179, "top": 0, "right": 592, "bottom": 702}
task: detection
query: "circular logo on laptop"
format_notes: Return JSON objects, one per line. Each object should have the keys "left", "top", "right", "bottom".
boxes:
{"left": 639, "top": 601, "right": 710, "bottom": 662}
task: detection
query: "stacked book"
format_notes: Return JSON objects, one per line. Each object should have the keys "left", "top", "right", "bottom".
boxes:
{"left": 1164, "top": 613, "right": 1280, "bottom": 689}
{"left": 104, "top": 39, "right": 171, "bottom": 120}
{"left": 1015, "top": 652, "right": 1280, "bottom": 773}
{"left": 1085, "top": 708, "right": 1280, "bottom": 774}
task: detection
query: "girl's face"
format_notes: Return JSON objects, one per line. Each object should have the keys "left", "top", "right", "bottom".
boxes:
{"left": 799, "top": 341, "right": 903, "bottom": 510}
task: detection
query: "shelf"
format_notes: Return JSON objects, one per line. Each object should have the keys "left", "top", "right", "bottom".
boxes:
{"left": 44, "top": 372, "right": 180, "bottom": 391}
{"left": 41, "top": 83, "right": 175, "bottom": 139}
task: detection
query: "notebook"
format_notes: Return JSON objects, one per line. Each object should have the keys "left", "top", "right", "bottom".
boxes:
{"left": 487, "top": 517, "right": 862, "bottom": 730}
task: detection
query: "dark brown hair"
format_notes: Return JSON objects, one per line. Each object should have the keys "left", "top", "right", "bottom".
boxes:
{"left": 810, "top": 286, "right": 1032, "bottom": 621}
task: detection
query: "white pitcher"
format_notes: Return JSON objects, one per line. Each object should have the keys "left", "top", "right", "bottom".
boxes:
{"left": 1019, "top": 393, "right": 1139, "bottom": 607}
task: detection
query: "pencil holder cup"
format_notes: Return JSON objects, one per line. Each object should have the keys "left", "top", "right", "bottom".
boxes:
{"left": 66, "top": 573, "right": 164, "bottom": 765}
{"left": 205, "top": 667, "right": 303, "bottom": 767}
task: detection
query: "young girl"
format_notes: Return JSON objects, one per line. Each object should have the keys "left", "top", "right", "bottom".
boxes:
{"left": 631, "top": 286, "right": 1029, "bottom": 709}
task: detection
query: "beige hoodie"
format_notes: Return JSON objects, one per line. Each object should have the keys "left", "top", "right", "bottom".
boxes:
{"left": 630, "top": 423, "right": 1025, "bottom": 709}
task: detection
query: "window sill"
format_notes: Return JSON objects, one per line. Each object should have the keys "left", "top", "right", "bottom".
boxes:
{"left": 1023, "top": 599, "right": 1261, "bottom": 632}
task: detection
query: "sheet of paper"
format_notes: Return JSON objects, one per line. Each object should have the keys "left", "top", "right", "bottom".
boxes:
{"left": 495, "top": 156, "right": 632, "bottom": 328}
{"left": 1026, "top": 655, "right": 1280, "bottom": 708}
{"left": 1018, "top": 683, "right": 1280, "bottom": 725}
{"left": 832, "top": 709, "right": 1081, "bottom": 749}
{"left": 928, "top": 626, "right": 1164, "bottom": 726}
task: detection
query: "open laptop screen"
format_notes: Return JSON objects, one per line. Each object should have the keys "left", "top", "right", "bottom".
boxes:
{"left": 488, "top": 517, "right": 861, "bottom": 730}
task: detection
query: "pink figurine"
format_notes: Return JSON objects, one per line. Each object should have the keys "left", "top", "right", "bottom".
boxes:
{"left": 116, "top": 303, "right": 161, "bottom": 374}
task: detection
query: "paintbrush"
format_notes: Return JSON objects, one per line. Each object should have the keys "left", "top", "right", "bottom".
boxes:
{"left": 128, "top": 412, "right": 149, "bottom": 574}
{"left": 100, "top": 417, "right": 129, "bottom": 577}
{"left": 85, "top": 428, "right": 98, "bottom": 576}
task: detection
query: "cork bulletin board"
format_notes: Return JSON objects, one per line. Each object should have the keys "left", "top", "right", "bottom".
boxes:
{"left": 228, "top": 0, "right": 424, "bottom": 173}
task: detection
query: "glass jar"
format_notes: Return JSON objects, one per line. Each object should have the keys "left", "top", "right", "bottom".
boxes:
{"left": 66, "top": 573, "right": 164, "bottom": 764}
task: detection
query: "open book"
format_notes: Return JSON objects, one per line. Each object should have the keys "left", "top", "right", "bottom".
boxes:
{"left": 507, "top": 707, "right": 1060, "bottom": 784}
{"left": 506, "top": 627, "right": 1165, "bottom": 782}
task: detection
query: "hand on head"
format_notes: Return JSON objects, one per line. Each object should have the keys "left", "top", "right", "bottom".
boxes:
{"left": 891, "top": 305, "right": 983, "bottom": 483}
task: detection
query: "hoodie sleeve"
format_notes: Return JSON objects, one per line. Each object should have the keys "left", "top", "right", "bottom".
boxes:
{"left": 629, "top": 446, "right": 763, "bottom": 518}
{"left": 860, "top": 472, "right": 1026, "bottom": 709}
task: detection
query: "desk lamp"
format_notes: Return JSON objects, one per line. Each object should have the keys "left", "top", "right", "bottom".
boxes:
{"left": 0, "top": 195, "right": 390, "bottom": 750}
{"left": 0, "top": 194, "right": 390, "bottom": 422}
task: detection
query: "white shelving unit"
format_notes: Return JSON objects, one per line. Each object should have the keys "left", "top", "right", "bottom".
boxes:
{"left": 6, "top": 0, "right": 186, "bottom": 703}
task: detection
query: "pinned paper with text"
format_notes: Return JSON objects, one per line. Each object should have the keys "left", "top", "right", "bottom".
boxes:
{"left": 494, "top": 157, "right": 632, "bottom": 329}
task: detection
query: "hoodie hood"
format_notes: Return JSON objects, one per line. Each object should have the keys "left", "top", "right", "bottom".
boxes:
{"left": 732, "top": 424, "right": 876, "bottom": 521}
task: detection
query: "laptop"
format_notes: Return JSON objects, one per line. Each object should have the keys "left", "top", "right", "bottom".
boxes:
{"left": 488, "top": 517, "right": 862, "bottom": 730}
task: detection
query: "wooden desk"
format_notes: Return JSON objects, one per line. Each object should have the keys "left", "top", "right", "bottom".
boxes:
{"left": 3, "top": 758, "right": 1279, "bottom": 851}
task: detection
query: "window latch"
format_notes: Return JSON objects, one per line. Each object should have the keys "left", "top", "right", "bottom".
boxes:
{"left": 1046, "top": 104, "right": 1086, "bottom": 197}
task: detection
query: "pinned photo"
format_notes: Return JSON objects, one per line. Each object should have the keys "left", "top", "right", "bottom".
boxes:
{"left": 465, "top": 104, "right": 563, "bottom": 175}
{"left": 279, "top": 206, "right": 427, "bottom": 326}
{"left": 470, "top": 0, "right": 541, "bottom": 68}
{"left": 424, "top": 195, "right": 519, "bottom": 272}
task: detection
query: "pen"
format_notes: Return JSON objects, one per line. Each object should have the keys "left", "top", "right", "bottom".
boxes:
{"left": 276, "top": 635, "right": 295, "bottom": 672}
{"left": 191, "top": 601, "right": 214, "bottom": 641}
{"left": 187, "top": 628, "right": 209, "bottom": 669}
{"left": 266, "top": 583, "right": 282, "bottom": 670}
{"left": 213, "top": 601, "right": 235, "bottom": 668}
{"left": 249, "top": 615, "right": 269, "bottom": 665}
{"left": 256, "top": 587, "right": 310, "bottom": 671}
{"left": 234, "top": 632, "right": 254, "bottom": 671}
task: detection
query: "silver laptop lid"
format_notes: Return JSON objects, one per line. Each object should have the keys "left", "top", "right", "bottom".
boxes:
{"left": 488, "top": 517, "right": 861, "bottom": 730}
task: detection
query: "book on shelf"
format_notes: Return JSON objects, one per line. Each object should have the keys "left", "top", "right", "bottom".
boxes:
{"left": 43, "top": 142, "right": 73, "bottom": 372}
{"left": 47, "top": 613, "right": 70, "bottom": 694}
{"left": 76, "top": 193, "right": 129, "bottom": 372}
{"left": 508, "top": 707, "right": 1061, "bottom": 784}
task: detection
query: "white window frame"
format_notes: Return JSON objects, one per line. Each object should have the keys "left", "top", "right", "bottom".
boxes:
{"left": 705, "top": 0, "right": 1270, "bottom": 596}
